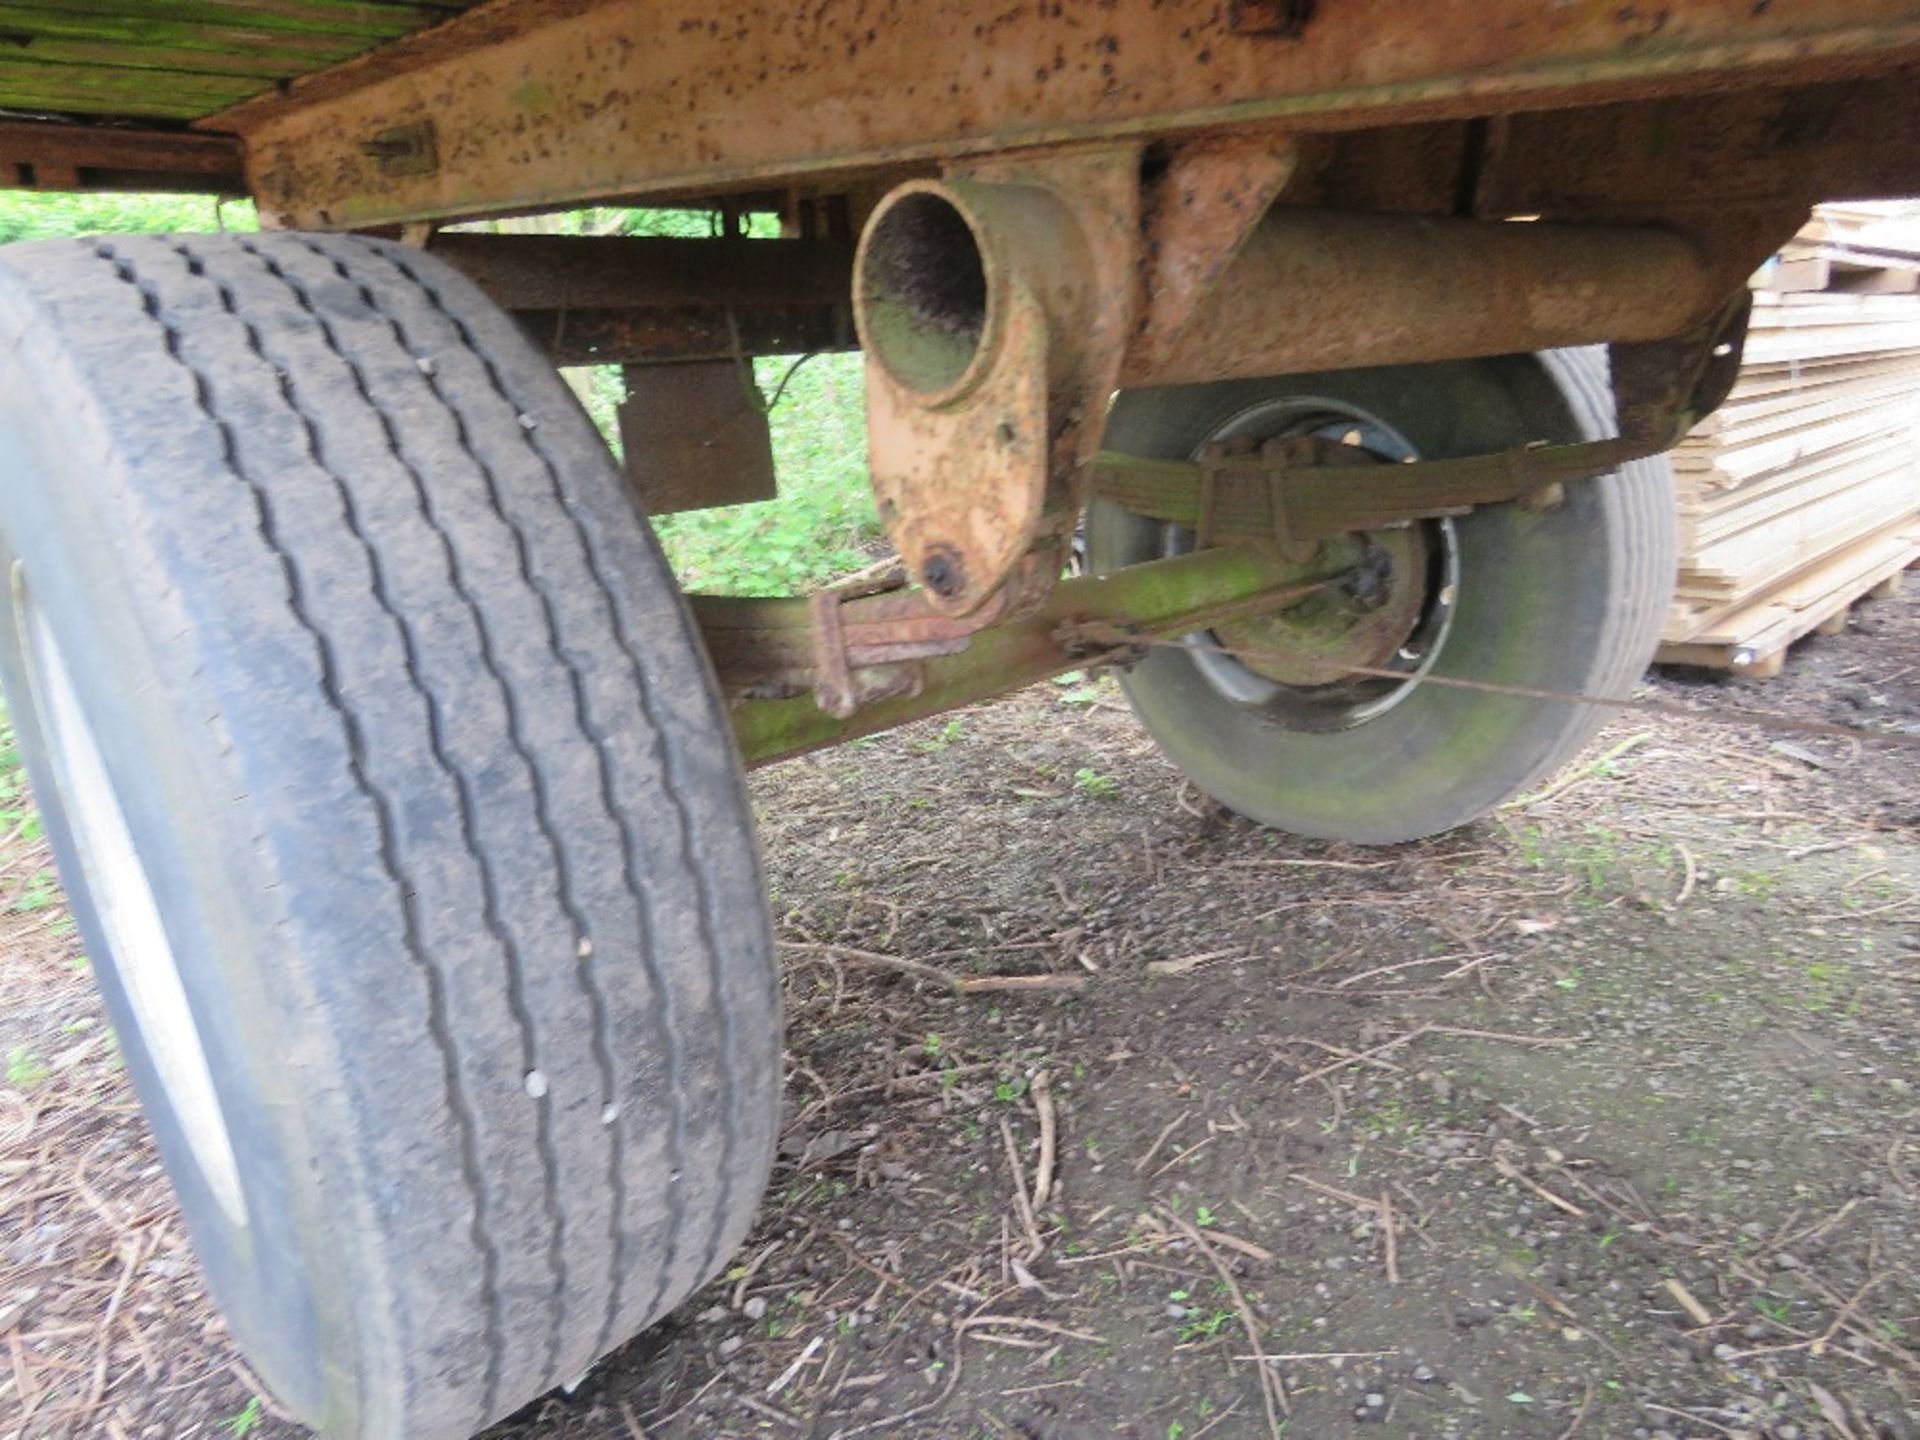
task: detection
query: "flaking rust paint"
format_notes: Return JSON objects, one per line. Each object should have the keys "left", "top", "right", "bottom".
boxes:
{"left": 223, "top": 0, "right": 1920, "bottom": 228}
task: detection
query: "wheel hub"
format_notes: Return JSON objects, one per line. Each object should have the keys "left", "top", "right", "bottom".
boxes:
{"left": 1214, "top": 527, "right": 1429, "bottom": 688}
{"left": 1172, "top": 400, "right": 1460, "bottom": 731}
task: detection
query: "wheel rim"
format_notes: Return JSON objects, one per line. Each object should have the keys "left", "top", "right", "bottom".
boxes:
{"left": 16, "top": 582, "right": 248, "bottom": 1227}
{"left": 1171, "top": 398, "right": 1459, "bottom": 732}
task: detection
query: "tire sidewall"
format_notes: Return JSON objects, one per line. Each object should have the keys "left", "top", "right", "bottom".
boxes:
{"left": 1091, "top": 355, "right": 1658, "bottom": 843}
{"left": 0, "top": 337, "right": 340, "bottom": 1423}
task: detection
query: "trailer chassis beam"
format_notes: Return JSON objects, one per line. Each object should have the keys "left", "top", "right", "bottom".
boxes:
{"left": 216, "top": 0, "right": 1920, "bottom": 231}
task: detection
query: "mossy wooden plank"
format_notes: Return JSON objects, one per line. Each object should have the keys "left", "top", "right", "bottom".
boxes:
{"left": 0, "top": 7, "right": 367, "bottom": 57}
{"left": 0, "top": 39, "right": 361, "bottom": 78}
{"left": 0, "top": 59, "right": 264, "bottom": 107}
{"left": 0, "top": 1, "right": 469, "bottom": 43}
{"left": 0, "top": 0, "right": 479, "bottom": 123}
{"left": 0, "top": 87, "right": 210, "bottom": 119}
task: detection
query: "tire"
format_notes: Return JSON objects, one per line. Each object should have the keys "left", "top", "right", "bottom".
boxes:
{"left": 0, "top": 233, "right": 781, "bottom": 1438}
{"left": 1087, "top": 349, "right": 1675, "bottom": 844}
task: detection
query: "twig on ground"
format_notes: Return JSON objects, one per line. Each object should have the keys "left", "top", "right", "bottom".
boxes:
{"left": 957, "top": 974, "right": 1088, "bottom": 994}
{"left": 1333, "top": 953, "right": 1473, "bottom": 988}
{"left": 1663, "top": 1278, "right": 1715, "bottom": 1328}
{"left": 957, "top": 1315, "right": 1103, "bottom": 1344}
{"left": 825, "top": 1231, "right": 915, "bottom": 1300}
{"left": 641, "top": 1370, "right": 722, "bottom": 1432}
{"left": 1158, "top": 1204, "right": 1288, "bottom": 1439}
{"left": 1643, "top": 1403, "right": 1747, "bottom": 1438}
{"left": 782, "top": 941, "right": 1087, "bottom": 995}
{"left": 1810, "top": 1270, "right": 1891, "bottom": 1358}
{"left": 1506, "top": 732, "right": 1652, "bottom": 809}
{"left": 830, "top": 1291, "right": 1006, "bottom": 1439}
{"left": 1189, "top": 1395, "right": 1246, "bottom": 1439}
{"left": 1134, "top": 1111, "right": 1191, "bottom": 1175}
{"left": 767, "top": 1335, "right": 824, "bottom": 1398}
{"left": 1149, "top": 1132, "right": 1216, "bottom": 1178}
{"left": 1290, "top": 1023, "right": 1569, "bottom": 1088}
{"left": 84, "top": 1238, "right": 142, "bottom": 1411}
{"left": 1771, "top": 1196, "right": 1862, "bottom": 1256}
{"left": 999, "top": 1115, "right": 1045, "bottom": 1261}
{"left": 780, "top": 940, "right": 955, "bottom": 988}
{"left": 1197, "top": 1228, "right": 1273, "bottom": 1264}
{"left": 1146, "top": 950, "right": 1238, "bottom": 977}
{"left": 1380, "top": 1189, "right": 1399, "bottom": 1284}
{"left": 731, "top": 1239, "right": 783, "bottom": 1309}
{"left": 1556, "top": 1380, "right": 1596, "bottom": 1440}
{"left": 1232, "top": 1350, "right": 1398, "bottom": 1364}
{"left": 1029, "top": 1070, "right": 1057, "bottom": 1211}
{"left": 1293, "top": 1175, "right": 1385, "bottom": 1213}
{"left": 736, "top": 1393, "right": 802, "bottom": 1430}
{"left": 1493, "top": 1156, "right": 1588, "bottom": 1217}
{"left": 1219, "top": 857, "right": 1391, "bottom": 871}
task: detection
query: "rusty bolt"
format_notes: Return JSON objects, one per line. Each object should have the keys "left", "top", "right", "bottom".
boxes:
{"left": 920, "top": 545, "right": 968, "bottom": 600}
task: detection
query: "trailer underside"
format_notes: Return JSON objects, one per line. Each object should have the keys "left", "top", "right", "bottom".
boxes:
{"left": 5, "top": 0, "right": 1920, "bottom": 763}
{"left": 6, "top": 11, "right": 1920, "bottom": 1437}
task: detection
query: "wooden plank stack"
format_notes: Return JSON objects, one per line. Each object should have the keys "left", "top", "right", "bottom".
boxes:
{"left": 1656, "top": 204, "right": 1920, "bottom": 677}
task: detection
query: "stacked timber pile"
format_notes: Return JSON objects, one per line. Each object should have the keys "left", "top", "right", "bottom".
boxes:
{"left": 1657, "top": 204, "right": 1920, "bottom": 678}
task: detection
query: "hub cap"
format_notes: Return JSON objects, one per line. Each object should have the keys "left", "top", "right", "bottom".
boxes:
{"left": 1173, "top": 401, "right": 1458, "bottom": 732}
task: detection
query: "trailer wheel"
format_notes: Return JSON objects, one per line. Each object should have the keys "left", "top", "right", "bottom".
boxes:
{"left": 0, "top": 234, "right": 780, "bottom": 1439}
{"left": 1087, "top": 349, "right": 1674, "bottom": 844}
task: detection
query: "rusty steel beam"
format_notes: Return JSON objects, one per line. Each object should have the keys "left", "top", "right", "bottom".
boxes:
{"left": 426, "top": 233, "right": 852, "bottom": 310}
{"left": 0, "top": 120, "right": 245, "bottom": 195}
{"left": 513, "top": 305, "right": 853, "bottom": 366}
{"left": 216, "top": 0, "right": 1920, "bottom": 230}
{"left": 1472, "top": 71, "right": 1920, "bottom": 222}
{"left": 1121, "top": 207, "right": 1713, "bottom": 387}
{"left": 422, "top": 232, "right": 857, "bottom": 364}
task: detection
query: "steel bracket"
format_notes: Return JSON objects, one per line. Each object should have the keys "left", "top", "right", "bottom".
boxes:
{"left": 856, "top": 146, "right": 1143, "bottom": 617}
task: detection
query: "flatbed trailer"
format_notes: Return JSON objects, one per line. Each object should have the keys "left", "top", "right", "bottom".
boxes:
{"left": 0, "top": 5, "right": 1916, "bottom": 1437}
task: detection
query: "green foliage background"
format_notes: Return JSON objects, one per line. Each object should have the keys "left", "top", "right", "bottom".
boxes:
{"left": 0, "top": 193, "right": 876, "bottom": 596}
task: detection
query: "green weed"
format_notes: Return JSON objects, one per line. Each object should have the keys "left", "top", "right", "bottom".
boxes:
{"left": 220, "top": 1397, "right": 264, "bottom": 1438}
{"left": 6, "top": 1046, "right": 48, "bottom": 1089}
{"left": 1073, "top": 767, "right": 1118, "bottom": 798}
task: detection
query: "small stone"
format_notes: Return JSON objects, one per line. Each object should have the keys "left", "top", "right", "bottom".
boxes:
{"left": 1364, "top": 1392, "right": 1386, "bottom": 1407}
{"left": 523, "top": 1070, "right": 549, "bottom": 1099}
{"left": 716, "top": 1336, "right": 742, "bottom": 1359}
{"left": 1412, "top": 1364, "right": 1437, "bottom": 1383}
{"left": 742, "top": 1296, "right": 768, "bottom": 1321}
{"left": 697, "top": 1306, "right": 726, "bottom": 1324}
{"left": 1713, "top": 1343, "right": 1738, "bottom": 1360}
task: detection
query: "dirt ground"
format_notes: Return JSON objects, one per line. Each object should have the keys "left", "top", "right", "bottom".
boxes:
{"left": 2, "top": 581, "right": 1916, "bottom": 1440}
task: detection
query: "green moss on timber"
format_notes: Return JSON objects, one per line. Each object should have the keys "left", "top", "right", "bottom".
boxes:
{"left": 0, "top": 0, "right": 481, "bottom": 124}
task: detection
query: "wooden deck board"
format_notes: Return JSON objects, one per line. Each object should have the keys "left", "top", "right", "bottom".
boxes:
{"left": 0, "top": 0, "right": 475, "bottom": 124}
